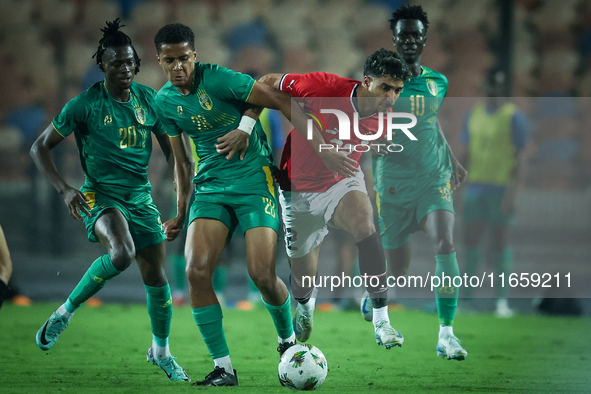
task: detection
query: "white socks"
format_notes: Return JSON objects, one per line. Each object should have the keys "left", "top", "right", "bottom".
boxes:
{"left": 152, "top": 339, "right": 171, "bottom": 360}
{"left": 279, "top": 333, "right": 296, "bottom": 344}
{"left": 214, "top": 355, "right": 234, "bottom": 374}
{"left": 439, "top": 325, "right": 454, "bottom": 338}
{"left": 57, "top": 304, "right": 74, "bottom": 320}
{"left": 372, "top": 305, "right": 390, "bottom": 327}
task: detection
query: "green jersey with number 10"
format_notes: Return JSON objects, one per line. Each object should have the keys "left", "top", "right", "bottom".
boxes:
{"left": 372, "top": 66, "right": 451, "bottom": 206}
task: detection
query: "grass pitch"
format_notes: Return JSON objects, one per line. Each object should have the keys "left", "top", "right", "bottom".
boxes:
{"left": 1, "top": 303, "right": 590, "bottom": 393}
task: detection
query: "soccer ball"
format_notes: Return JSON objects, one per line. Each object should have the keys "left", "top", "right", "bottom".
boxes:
{"left": 278, "top": 344, "right": 328, "bottom": 390}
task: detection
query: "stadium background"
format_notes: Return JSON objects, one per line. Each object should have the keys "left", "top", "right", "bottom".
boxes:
{"left": 0, "top": 0, "right": 589, "bottom": 312}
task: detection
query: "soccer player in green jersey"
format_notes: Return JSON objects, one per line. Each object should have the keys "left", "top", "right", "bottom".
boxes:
{"left": 365, "top": 5, "right": 469, "bottom": 360}
{"left": 153, "top": 23, "right": 324, "bottom": 386}
{"left": 30, "top": 20, "right": 189, "bottom": 382}
{"left": 460, "top": 68, "right": 528, "bottom": 317}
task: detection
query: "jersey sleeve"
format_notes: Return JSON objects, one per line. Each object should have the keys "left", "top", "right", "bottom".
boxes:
{"left": 206, "top": 65, "right": 256, "bottom": 102}
{"left": 151, "top": 118, "right": 166, "bottom": 136}
{"left": 52, "top": 95, "right": 89, "bottom": 138}
{"left": 279, "top": 73, "right": 323, "bottom": 97}
{"left": 154, "top": 94, "right": 183, "bottom": 137}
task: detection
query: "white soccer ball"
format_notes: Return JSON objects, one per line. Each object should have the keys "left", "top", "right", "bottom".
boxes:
{"left": 278, "top": 344, "right": 328, "bottom": 390}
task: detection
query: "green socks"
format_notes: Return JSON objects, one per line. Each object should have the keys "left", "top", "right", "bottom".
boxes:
{"left": 145, "top": 284, "right": 173, "bottom": 343}
{"left": 435, "top": 252, "right": 460, "bottom": 327}
{"left": 263, "top": 295, "right": 294, "bottom": 340}
{"left": 66, "top": 255, "right": 121, "bottom": 312}
{"left": 193, "top": 304, "right": 229, "bottom": 359}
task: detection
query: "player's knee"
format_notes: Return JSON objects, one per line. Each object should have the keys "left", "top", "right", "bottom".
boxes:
{"left": 349, "top": 220, "right": 376, "bottom": 243}
{"left": 433, "top": 236, "right": 455, "bottom": 255}
{"left": 249, "top": 269, "right": 275, "bottom": 292}
{"left": 110, "top": 246, "right": 135, "bottom": 271}
{"left": 185, "top": 260, "right": 211, "bottom": 284}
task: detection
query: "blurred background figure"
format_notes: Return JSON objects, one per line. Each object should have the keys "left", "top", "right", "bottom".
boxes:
{"left": 459, "top": 68, "right": 529, "bottom": 318}
{"left": 0, "top": 223, "right": 13, "bottom": 310}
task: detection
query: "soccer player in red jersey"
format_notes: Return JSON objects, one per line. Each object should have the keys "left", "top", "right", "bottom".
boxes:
{"left": 260, "top": 49, "right": 411, "bottom": 348}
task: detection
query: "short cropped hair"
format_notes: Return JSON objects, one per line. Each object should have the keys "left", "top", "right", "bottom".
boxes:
{"left": 154, "top": 23, "right": 195, "bottom": 53}
{"left": 389, "top": 4, "right": 429, "bottom": 34}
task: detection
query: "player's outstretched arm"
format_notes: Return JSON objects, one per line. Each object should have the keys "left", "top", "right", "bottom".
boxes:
{"left": 253, "top": 77, "right": 358, "bottom": 178}
{"left": 163, "top": 133, "right": 193, "bottom": 242}
{"left": 30, "top": 124, "right": 91, "bottom": 220}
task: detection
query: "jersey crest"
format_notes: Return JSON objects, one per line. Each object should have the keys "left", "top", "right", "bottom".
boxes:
{"left": 134, "top": 107, "right": 146, "bottom": 125}
{"left": 103, "top": 115, "right": 113, "bottom": 125}
{"left": 199, "top": 94, "right": 213, "bottom": 110}
{"left": 426, "top": 79, "right": 438, "bottom": 96}
{"left": 177, "top": 105, "right": 183, "bottom": 116}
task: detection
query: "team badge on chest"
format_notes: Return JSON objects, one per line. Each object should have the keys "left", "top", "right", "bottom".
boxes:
{"left": 134, "top": 107, "right": 146, "bottom": 125}
{"left": 199, "top": 94, "right": 213, "bottom": 111}
{"left": 426, "top": 79, "right": 438, "bottom": 96}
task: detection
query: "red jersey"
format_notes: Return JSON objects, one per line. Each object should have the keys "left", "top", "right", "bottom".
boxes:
{"left": 278, "top": 72, "right": 383, "bottom": 192}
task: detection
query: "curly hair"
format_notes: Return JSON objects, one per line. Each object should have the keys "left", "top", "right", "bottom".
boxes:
{"left": 363, "top": 48, "right": 412, "bottom": 81}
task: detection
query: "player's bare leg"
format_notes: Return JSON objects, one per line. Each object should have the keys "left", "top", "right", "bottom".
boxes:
{"left": 290, "top": 244, "right": 322, "bottom": 342}
{"left": 185, "top": 218, "right": 237, "bottom": 386}
{"left": 360, "top": 243, "right": 412, "bottom": 321}
{"left": 421, "top": 209, "right": 467, "bottom": 360}
{"left": 36, "top": 210, "right": 131, "bottom": 351}
{"left": 333, "top": 191, "right": 403, "bottom": 348}
{"left": 245, "top": 227, "right": 295, "bottom": 353}
{"left": 185, "top": 219, "right": 228, "bottom": 308}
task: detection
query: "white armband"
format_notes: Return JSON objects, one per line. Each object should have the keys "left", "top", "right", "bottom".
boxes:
{"left": 238, "top": 115, "right": 257, "bottom": 135}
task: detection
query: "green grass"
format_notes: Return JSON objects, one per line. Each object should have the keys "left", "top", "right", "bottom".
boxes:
{"left": 1, "top": 303, "right": 590, "bottom": 393}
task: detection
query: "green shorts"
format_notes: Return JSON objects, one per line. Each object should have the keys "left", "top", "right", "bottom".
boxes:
{"left": 81, "top": 186, "right": 165, "bottom": 251}
{"left": 188, "top": 188, "right": 279, "bottom": 240}
{"left": 376, "top": 182, "right": 455, "bottom": 250}
{"left": 463, "top": 188, "right": 514, "bottom": 225}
